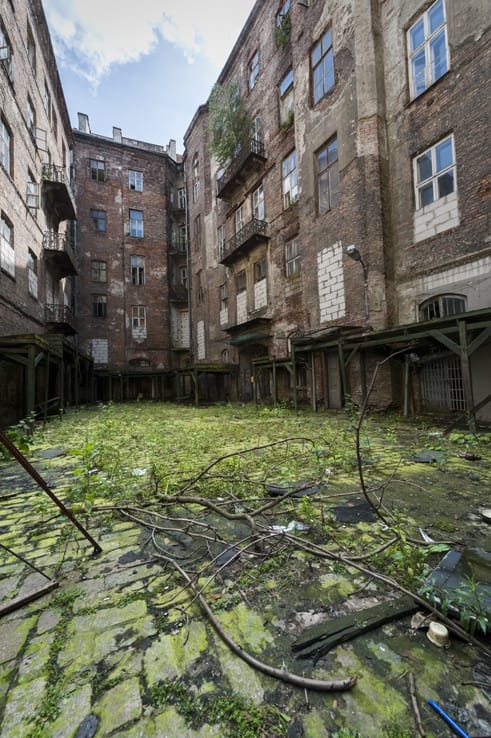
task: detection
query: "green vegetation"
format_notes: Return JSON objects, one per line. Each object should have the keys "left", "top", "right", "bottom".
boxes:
{"left": 208, "top": 82, "right": 252, "bottom": 168}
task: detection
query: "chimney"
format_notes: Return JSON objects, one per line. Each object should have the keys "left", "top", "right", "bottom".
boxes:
{"left": 167, "top": 139, "right": 177, "bottom": 161}
{"left": 77, "top": 113, "right": 91, "bottom": 133}
{"left": 113, "top": 127, "right": 122, "bottom": 143}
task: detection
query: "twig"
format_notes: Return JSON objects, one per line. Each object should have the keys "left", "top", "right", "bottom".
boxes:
{"left": 408, "top": 672, "right": 426, "bottom": 736}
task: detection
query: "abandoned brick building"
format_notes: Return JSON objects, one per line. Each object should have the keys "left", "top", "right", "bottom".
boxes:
{"left": 1, "top": 0, "right": 490, "bottom": 425}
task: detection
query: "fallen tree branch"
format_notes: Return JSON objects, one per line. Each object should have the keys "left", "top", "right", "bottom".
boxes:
{"left": 152, "top": 547, "right": 357, "bottom": 692}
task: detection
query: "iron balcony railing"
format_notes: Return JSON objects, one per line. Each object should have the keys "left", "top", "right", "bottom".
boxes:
{"left": 169, "top": 236, "right": 188, "bottom": 254}
{"left": 42, "top": 164, "right": 77, "bottom": 220}
{"left": 217, "top": 138, "right": 266, "bottom": 198}
{"left": 45, "top": 303, "right": 75, "bottom": 327}
{"left": 221, "top": 218, "right": 269, "bottom": 264}
{"left": 43, "top": 231, "right": 77, "bottom": 275}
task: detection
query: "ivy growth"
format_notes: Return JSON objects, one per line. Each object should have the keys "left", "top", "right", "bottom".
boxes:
{"left": 208, "top": 81, "right": 252, "bottom": 168}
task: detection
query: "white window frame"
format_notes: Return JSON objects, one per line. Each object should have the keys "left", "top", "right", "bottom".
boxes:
{"left": 0, "top": 117, "right": 11, "bottom": 173}
{"left": 0, "top": 25, "right": 13, "bottom": 81}
{"left": 413, "top": 134, "right": 455, "bottom": 210}
{"left": 282, "top": 150, "right": 298, "bottom": 209}
{"left": 217, "top": 225, "right": 225, "bottom": 259}
{"left": 235, "top": 205, "right": 244, "bottom": 234}
{"left": 177, "top": 187, "right": 186, "bottom": 209}
{"left": 311, "top": 27, "right": 334, "bottom": 104}
{"left": 131, "top": 255, "right": 145, "bottom": 285}
{"left": 407, "top": 0, "right": 449, "bottom": 100}
{"left": 192, "top": 154, "right": 199, "bottom": 203}
{"left": 129, "top": 209, "right": 144, "bottom": 238}
{"left": 90, "top": 159, "right": 106, "bottom": 182}
{"left": 91, "top": 260, "right": 107, "bottom": 282}
{"left": 285, "top": 237, "right": 301, "bottom": 277}
{"left": 419, "top": 293, "right": 466, "bottom": 321}
{"left": 27, "top": 250, "right": 38, "bottom": 298}
{"left": 26, "top": 180, "right": 40, "bottom": 209}
{"left": 276, "top": 0, "right": 291, "bottom": 27}
{"left": 91, "top": 208, "right": 106, "bottom": 232}
{"left": 129, "top": 170, "right": 143, "bottom": 191}
{"left": 252, "top": 184, "right": 265, "bottom": 221}
{"left": 0, "top": 213, "right": 14, "bottom": 277}
{"left": 251, "top": 115, "right": 263, "bottom": 144}
{"left": 248, "top": 51, "right": 259, "bottom": 91}
{"left": 132, "top": 305, "right": 146, "bottom": 330}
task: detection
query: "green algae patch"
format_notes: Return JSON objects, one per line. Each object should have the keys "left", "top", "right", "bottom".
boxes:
{"left": 0, "top": 675, "right": 47, "bottom": 737}
{"left": 216, "top": 603, "right": 274, "bottom": 653}
{"left": 0, "top": 615, "right": 37, "bottom": 666}
{"left": 213, "top": 637, "right": 265, "bottom": 704}
{"left": 49, "top": 684, "right": 92, "bottom": 738}
{"left": 144, "top": 619, "right": 208, "bottom": 687}
{"left": 302, "top": 709, "right": 330, "bottom": 738}
{"left": 153, "top": 707, "right": 222, "bottom": 737}
{"left": 94, "top": 677, "right": 142, "bottom": 735}
{"left": 17, "top": 633, "right": 55, "bottom": 682}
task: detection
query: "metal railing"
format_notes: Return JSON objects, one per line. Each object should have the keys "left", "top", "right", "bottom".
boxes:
{"left": 45, "top": 303, "right": 75, "bottom": 325}
{"left": 223, "top": 218, "right": 268, "bottom": 260}
{"left": 217, "top": 138, "right": 266, "bottom": 195}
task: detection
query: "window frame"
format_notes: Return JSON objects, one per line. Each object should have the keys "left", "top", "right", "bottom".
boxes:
{"left": 194, "top": 214, "right": 201, "bottom": 251}
{"left": 413, "top": 134, "right": 455, "bottom": 210}
{"left": 316, "top": 135, "right": 340, "bottom": 215}
{"left": 252, "top": 183, "right": 265, "bottom": 221}
{"left": 419, "top": 293, "right": 466, "bottom": 321}
{"left": 131, "top": 255, "right": 145, "bottom": 286}
{"left": 89, "top": 158, "right": 106, "bottom": 182}
{"left": 0, "top": 23, "right": 13, "bottom": 81}
{"left": 192, "top": 153, "right": 199, "bottom": 203}
{"left": 91, "top": 208, "right": 107, "bottom": 232}
{"left": 91, "top": 259, "right": 107, "bottom": 282}
{"left": 0, "top": 212, "right": 14, "bottom": 277}
{"left": 282, "top": 150, "right": 298, "bottom": 209}
{"left": 248, "top": 50, "right": 260, "bottom": 91}
{"left": 279, "top": 67, "right": 294, "bottom": 97}
{"left": 131, "top": 305, "right": 146, "bottom": 330}
{"left": 0, "top": 115, "right": 12, "bottom": 174}
{"left": 92, "top": 294, "right": 107, "bottom": 318}
{"left": 235, "top": 205, "right": 244, "bottom": 234}
{"left": 254, "top": 258, "right": 267, "bottom": 282}
{"left": 236, "top": 269, "right": 246, "bottom": 293}
{"left": 285, "top": 237, "right": 301, "bottom": 277}
{"left": 407, "top": 0, "right": 449, "bottom": 100}
{"left": 129, "top": 209, "right": 144, "bottom": 238}
{"left": 129, "top": 169, "right": 143, "bottom": 192}
{"left": 311, "top": 26, "right": 335, "bottom": 105}
{"left": 217, "top": 225, "right": 225, "bottom": 260}
{"left": 27, "top": 249, "right": 38, "bottom": 298}
{"left": 219, "top": 282, "right": 228, "bottom": 310}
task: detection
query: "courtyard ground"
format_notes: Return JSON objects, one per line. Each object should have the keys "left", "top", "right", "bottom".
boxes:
{"left": 0, "top": 402, "right": 490, "bottom": 737}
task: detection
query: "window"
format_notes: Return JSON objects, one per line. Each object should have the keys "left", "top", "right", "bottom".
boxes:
{"left": 91, "top": 209, "right": 106, "bottom": 232}
{"left": 178, "top": 187, "right": 186, "bottom": 209}
{"left": 92, "top": 294, "right": 107, "bottom": 318}
{"left": 311, "top": 27, "right": 334, "bottom": 104}
{"left": 276, "top": 0, "right": 291, "bottom": 26}
{"left": 0, "top": 23, "right": 13, "bottom": 81}
{"left": 0, "top": 213, "right": 14, "bottom": 277}
{"left": 131, "top": 255, "right": 145, "bottom": 285}
{"left": 43, "top": 81, "right": 51, "bottom": 119}
{"left": 129, "top": 209, "right": 143, "bottom": 238}
{"left": 219, "top": 283, "right": 228, "bottom": 310}
{"left": 217, "top": 225, "right": 225, "bottom": 260}
{"left": 252, "top": 184, "right": 265, "bottom": 221}
{"left": 89, "top": 159, "right": 105, "bottom": 182}
{"left": 192, "top": 153, "right": 199, "bottom": 202}
{"left": 27, "top": 23, "right": 36, "bottom": 70}
{"left": 27, "top": 249, "right": 38, "bottom": 298}
{"left": 254, "top": 259, "right": 266, "bottom": 282}
{"left": 248, "top": 51, "right": 259, "bottom": 91}
{"left": 0, "top": 116, "right": 11, "bottom": 174}
{"left": 285, "top": 237, "right": 301, "bottom": 276}
{"left": 251, "top": 115, "right": 263, "bottom": 144}
{"left": 236, "top": 269, "right": 246, "bottom": 293}
{"left": 179, "top": 266, "right": 188, "bottom": 289}
{"left": 91, "top": 260, "right": 107, "bottom": 282}
{"left": 194, "top": 215, "right": 201, "bottom": 250}
{"left": 129, "top": 170, "right": 143, "bottom": 191}
{"left": 26, "top": 172, "right": 39, "bottom": 209}
{"left": 316, "top": 136, "right": 339, "bottom": 213}
{"left": 27, "top": 96, "right": 36, "bottom": 135}
{"left": 235, "top": 205, "right": 244, "bottom": 233}
{"left": 279, "top": 68, "right": 294, "bottom": 97}
{"left": 282, "top": 150, "right": 298, "bottom": 208}
{"left": 408, "top": 0, "right": 448, "bottom": 99}
{"left": 414, "top": 135, "right": 455, "bottom": 209}
{"left": 52, "top": 109, "right": 57, "bottom": 140}
{"left": 132, "top": 305, "right": 146, "bottom": 331}
{"left": 419, "top": 294, "right": 466, "bottom": 321}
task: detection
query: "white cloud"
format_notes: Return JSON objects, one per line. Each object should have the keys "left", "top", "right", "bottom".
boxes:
{"left": 43, "top": 0, "right": 255, "bottom": 88}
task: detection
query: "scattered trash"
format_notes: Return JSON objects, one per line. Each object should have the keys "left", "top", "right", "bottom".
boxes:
{"left": 457, "top": 451, "right": 482, "bottom": 461}
{"left": 419, "top": 527, "right": 435, "bottom": 543}
{"left": 270, "top": 521, "right": 311, "bottom": 533}
{"left": 406, "top": 449, "right": 446, "bottom": 464}
{"left": 132, "top": 468, "right": 147, "bottom": 476}
{"left": 427, "top": 621, "right": 450, "bottom": 647}
{"left": 330, "top": 501, "right": 376, "bottom": 523}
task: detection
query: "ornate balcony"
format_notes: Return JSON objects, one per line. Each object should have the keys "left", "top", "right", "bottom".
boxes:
{"left": 220, "top": 218, "right": 269, "bottom": 266}
{"left": 168, "top": 236, "right": 188, "bottom": 255}
{"left": 169, "top": 285, "right": 188, "bottom": 303}
{"left": 43, "top": 231, "right": 77, "bottom": 277}
{"left": 217, "top": 138, "right": 267, "bottom": 200}
{"left": 45, "top": 303, "right": 77, "bottom": 335}
{"left": 42, "top": 164, "right": 77, "bottom": 223}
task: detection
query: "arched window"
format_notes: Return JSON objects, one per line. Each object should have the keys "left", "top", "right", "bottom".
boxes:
{"left": 419, "top": 293, "right": 466, "bottom": 321}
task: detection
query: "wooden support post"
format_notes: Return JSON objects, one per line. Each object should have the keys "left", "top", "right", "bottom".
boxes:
{"left": 44, "top": 351, "right": 50, "bottom": 424}
{"left": 360, "top": 350, "right": 367, "bottom": 403}
{"left": 26, "top": 344, "right": 36, "bottom": 415}
{"left": 458, "top": 320, "right": 476, "bottom": 432}
{"left": 403, "top": 354, "right": 410, "bottom": 417}
{"left": 338, "top": 341, "right": 347, "bottom": 402}
{"left": 272, "top": 358, "right": 277, "bottom": 408}
{"left": 292, "top": 344, "right": 298, "bottom": 413}
{"left": 311, "top": 352, "right": 317, "bottom": 412}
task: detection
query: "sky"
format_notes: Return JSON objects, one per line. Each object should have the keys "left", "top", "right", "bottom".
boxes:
{"left": 43, "top": 0, "right": 257, "bottom": 151}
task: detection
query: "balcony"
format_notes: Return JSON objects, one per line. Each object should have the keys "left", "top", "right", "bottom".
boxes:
{"left": 220, "top": 218, "right": 269, "bottom": 266}
{"left": 169, "top": 285, "right": 188, "bottom": 303}
{"left": 217, "top": 138, "right": 267, "bottom": 200}
{"left": 45, "top": 303, "right": 77, "bottom": 335}
{"left": 168, "top": 237, "right": 188, "bottom": 255}
{"left": 42, "top": 164, "right": 77, "bottom": 223}
{"left": 43, "top": 231, "right": 77, "bottom": 277}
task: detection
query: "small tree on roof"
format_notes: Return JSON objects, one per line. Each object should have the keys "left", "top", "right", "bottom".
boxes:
{"left": 208, "top": 81, "right": 251, "bottom": 168}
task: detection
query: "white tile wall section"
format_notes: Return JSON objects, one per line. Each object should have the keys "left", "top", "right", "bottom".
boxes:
{"left": 254, "top": 278, "right": 267, "bottom": 309}
{"left": 413, "top": 191, "right": 460, "bottom": 243}
{"left": 197, "top": 320, "right": 205, "bottom": 360}
{"left": 317, "top": 241, "right": 346, "bottom": 323}
{"left": 220, "top": 307, "right": 228, "bottom": 326}
{"left": 132, "top": 326, "right": 147, "bottom": 341}
{"left": 91, "top": 338, "right": 108, "bottom": 365}
{"left": 236, "top": 292, "right": 247, "bottom": 324}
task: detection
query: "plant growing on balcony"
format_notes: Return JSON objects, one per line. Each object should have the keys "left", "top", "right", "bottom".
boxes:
{"left": 275, "top": 12, "right": 291, "bottom": 47}
{"left": 208, "top": 82, "right": 251, "bottom": 168}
